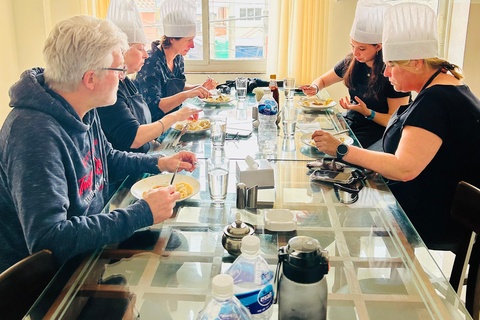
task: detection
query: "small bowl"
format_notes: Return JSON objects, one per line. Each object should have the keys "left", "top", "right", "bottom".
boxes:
{"left": 222, "top": 222, "right": 255, "bottom": 256}
{"left": 264, "top": 209, "right": 297, "bottom": 232}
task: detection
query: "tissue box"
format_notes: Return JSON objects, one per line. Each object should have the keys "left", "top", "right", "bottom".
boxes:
{"left": 236, "top": 159, "right": 274, "bottom": 188}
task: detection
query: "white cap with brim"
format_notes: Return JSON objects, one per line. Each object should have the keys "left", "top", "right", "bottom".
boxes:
{"left": 106, "top": 0, "right": 148, "bottom": 44}
{"left": 160, "top": 0, "right": 197, "bottom": 38}
{"left": 350, "top": 0, "right": 391, "bottom": 44}
{"left": 382, "top": 3, "right": 438, "bottom": 61}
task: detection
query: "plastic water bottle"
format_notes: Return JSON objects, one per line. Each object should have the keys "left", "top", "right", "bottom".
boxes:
{"left": 225, "top": 235, "right": 275, "bottom": 319}
{"left": 257, "top": 89, "right": 278, "bottom": 155}
{"left": 196, "top": 274, "right": 252, "bottom": 320}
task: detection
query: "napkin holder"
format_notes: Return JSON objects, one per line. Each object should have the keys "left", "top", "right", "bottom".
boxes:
{"left": 236, "top": 159, "right": 274, "bottom": 188}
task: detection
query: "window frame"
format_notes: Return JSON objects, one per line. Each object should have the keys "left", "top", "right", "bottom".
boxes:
{"left": 184, "top": 0, "right": 267, "bottom": 73}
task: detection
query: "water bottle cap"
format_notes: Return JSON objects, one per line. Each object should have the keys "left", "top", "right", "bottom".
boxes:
{"left": 212, "top": 274, "right": 234, "bottom": 299}
{"left": 270, "top": 74, "right": 276, "bottom": 80}
{"left": 241, "top": 235, "right": 260, "bottom": 255}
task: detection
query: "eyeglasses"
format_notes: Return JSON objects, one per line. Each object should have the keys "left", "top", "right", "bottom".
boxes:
{"left": 101, "top": 66, "right": 128, "bottom": 80}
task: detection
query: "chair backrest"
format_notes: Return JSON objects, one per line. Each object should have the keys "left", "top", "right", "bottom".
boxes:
{"left": 451, "top": 181, "right": 480, "bottom": 235}
{"left": 0, "top": 250, "right": 56, "bottom": 320}
{"left": 450, "top": 181, "right": 480, "bottom": 320}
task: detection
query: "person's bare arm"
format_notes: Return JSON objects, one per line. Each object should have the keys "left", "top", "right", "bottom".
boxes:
{"left": 338, "top": 95, "right": 410, "bottom": 127}
{"left": 158, "top": 86, "right": 209, "bottom": 114}
{"left": 300, "top": 69, "right": 343, "bottom": 96}
{"left": 312, "top": 126, "right": 442, "bottom": 181}
{"left": 131, "top": 108, "right": 201, "bottom": 149}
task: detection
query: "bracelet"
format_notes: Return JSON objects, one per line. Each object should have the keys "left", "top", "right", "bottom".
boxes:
{"left": 157, "top": 119, "right": 165, "bottom": 134}
{"left": 365, "top": 109, "right": 375, "bottom": 120}
{"left": 311, "top": 83, "right": 319, "bottom": 94}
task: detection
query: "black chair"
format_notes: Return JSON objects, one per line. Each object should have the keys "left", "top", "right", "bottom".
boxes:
{"left": 0, "top": 250, "right": 57, "bottom": 320}
{"left": 449, "top": 181, "right": 480, "bottom": 320}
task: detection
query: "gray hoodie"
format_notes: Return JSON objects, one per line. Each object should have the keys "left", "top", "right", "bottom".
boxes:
{"left": 0, "top": 68, "right": 161, "bottom": 272}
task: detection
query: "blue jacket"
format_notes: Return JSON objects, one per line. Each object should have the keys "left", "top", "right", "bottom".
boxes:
{"left": 0, "top": 68, "right": 161, "bottom": 271}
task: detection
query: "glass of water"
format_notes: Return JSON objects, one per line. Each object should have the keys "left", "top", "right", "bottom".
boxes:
{"left": 207, "top": 157, "right": 230, "bottom": 202}
{"left": 281, "top": 105, "right": 299, "bottom": 137}
{"left": 283, "top": 77, "right": 296, "bottom": 100}
{"left": 235, "top": 77, "right": 248, "bottom": 100}
{"left": 210, "top": 114, "right": 227, "bottom": 148}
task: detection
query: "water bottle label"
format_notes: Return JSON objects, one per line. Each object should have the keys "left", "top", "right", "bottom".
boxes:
{"left": 235, "top": 284, "right": 274, "bottom": 315}
{"left": 258, "top": 101, "right": 278, "bottom": 116}
{"left": 227, "top": 263, "right": 255, "bottom": 284}
{"left": 218, "top": 305, "right": 242, "bottom": 320}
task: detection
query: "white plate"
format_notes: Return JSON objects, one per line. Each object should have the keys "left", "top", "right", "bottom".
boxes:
{"left": 172, "top": 119, "right": 211, "bottom": 134}
{"left": 200, "top": 96, "right": 235, "bottom": 106}
{"left": 131, "top": 174, "right": 200, "bottom": 201}
{"left": 300, "top": 132, "right": 353, "bottom": 148}
{"left": 297, "top": 97, "right": 337, "bottom": 110}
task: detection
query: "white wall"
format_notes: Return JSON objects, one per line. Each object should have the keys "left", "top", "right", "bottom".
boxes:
{"left": 0, "top": 0, "right": 90, "bottom": 125}
{"left": 463, "top": 1, "right": 480, "bottom": 96}
{"left": 0, "top": 0, "right": 19, "bottom": 125}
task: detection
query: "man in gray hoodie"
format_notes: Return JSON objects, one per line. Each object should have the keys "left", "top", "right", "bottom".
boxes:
{"left": 0, "top": 15, "right": 197, "bottom": 272}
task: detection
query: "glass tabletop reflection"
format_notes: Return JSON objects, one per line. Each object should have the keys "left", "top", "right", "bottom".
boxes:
{"left": 27, "top": 158, "right": 472, "bottom": 320}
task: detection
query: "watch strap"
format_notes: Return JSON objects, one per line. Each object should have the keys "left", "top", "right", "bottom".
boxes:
{"left": 336, "top": 143, "right": 349, "bottom": 160}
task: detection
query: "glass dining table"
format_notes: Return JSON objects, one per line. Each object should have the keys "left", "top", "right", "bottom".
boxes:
{"left": 26, "top": 92, "right": 472, "bottom": 320}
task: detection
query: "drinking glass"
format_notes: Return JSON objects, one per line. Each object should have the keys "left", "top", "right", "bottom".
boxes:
{"left": 283, "top": 77, "right": 296, "bottom": 100}
{"left": 282, "top": 137, "right": 297, "bottom": 152}
{"left": 207, "top": 157, "right": 230, "bottom": 202}
{"left": 210, "top": 114, "right": 227, "bottom": 148}
{"left": 281, "top": 106, "right": 299, "bottom": 137}
{"left": 235, "top": 77, "right": 248, "bottom": 100}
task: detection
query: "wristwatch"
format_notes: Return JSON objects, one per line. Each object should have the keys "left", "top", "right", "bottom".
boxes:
{"left": 336, "top": 143, "right": 349, "bottom": 160}
{"left": 365, "top": 109, "right": 375, "bottom": 120}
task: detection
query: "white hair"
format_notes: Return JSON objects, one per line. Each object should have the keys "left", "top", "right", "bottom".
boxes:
{"left": 43, "top": 15, "right": 129, "bottom": 92}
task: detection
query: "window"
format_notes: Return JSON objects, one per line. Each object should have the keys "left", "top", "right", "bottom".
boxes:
{"left": 135, "top": 0, "right": 269, "bottom": 72}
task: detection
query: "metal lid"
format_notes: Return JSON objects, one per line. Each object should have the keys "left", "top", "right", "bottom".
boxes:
{"left": 285, "top": 236, "right": 328, "bottom": 268}
{"left": 224, "top": 213, "right": 254, "bottom": 238}
{"left": 279, "top": 236, "right": 329, "bottom": 283}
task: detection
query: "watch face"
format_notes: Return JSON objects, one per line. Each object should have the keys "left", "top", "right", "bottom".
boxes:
{"left": 337, "top": 144, "right": 349, "bottom": 155}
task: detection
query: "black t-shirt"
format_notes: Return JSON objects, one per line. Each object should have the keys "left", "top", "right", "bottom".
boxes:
{"left": 334, "top": 56, "right": 410, "bottom": 148}
{"left": 384, "top": 84, "right": 480, "bottom": 250}
{"left": 98, "top": 78, "right": 152, "bottom": 153}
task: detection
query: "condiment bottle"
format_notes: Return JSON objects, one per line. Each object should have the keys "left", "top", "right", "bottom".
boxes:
{"left": 269, "top": 74, "right": 279, "bottom": 106}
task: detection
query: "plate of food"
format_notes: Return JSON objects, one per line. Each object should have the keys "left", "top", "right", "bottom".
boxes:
{"left": 300, "top": 132, "right": 354, "bottom": 148}
{"left": 172, "top": 118, "right": 211, "bottom": 133}
{"left": 131, "top": 174, "right": 200, "bottom": 201}
{"left": 297, "top": 97, "right": 336, "bottom": 110}
{"left": 201, "top": 95, "right": 235, "bottom": 105}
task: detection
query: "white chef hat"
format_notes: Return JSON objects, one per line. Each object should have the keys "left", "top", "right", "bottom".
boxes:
{"left": 382, "top": 3, "right": 438, "bottom": 61}
{"left": 106, "top": 0, "right": 148, "bottom": 45}
{"left": 350, "top": 0, "right": 391, "bottom": 44}
{"left": 160, "top": 0, "right": 197, "bottom": 38}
